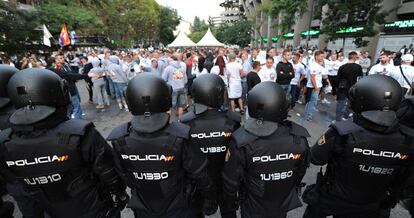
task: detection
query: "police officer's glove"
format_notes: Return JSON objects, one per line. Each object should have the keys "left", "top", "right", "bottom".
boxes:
{"left": 113, "top": 191, "right": 129, "bottom": 211}
{"left": 203, "top": 198, "right": 218, "bottom": 216}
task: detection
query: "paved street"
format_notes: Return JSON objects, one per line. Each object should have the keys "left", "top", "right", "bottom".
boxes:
{"left": 6, "top": 81, "right": 410, "bottom": 218}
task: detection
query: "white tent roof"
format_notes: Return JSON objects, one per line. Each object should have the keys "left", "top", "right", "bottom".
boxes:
{"left": 167, "top": 31, "right": 196, "bottom": 47}
{"left": 196, "top": 28, "right": 224, "bottom": 47}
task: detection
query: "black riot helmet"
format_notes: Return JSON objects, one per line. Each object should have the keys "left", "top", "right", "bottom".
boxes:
{"left": 248, "top": 81, "right": 288, "bottom": 123}
{"left": 0, "top": 64, "right": 19, "bottom": 109}
{"left": 7, "top": 68, "right": 70, "bottom": 125}
{"left": 125, "top": 73, "right": 172, "bottom": 133}
{"left": 349, "top": 75, "right": 403, "bottom": 113}
{"left": 192, "top": 73, "right": 225, "bottom": 113}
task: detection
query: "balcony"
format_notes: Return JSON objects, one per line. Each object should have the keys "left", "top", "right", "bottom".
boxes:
{"left": 398, "top": 0, "right": 414, "bottom": 15}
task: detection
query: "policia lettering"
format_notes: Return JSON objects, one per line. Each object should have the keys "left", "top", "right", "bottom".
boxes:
{"left": 6, "top": 155, "right": 69, "bottom": 167}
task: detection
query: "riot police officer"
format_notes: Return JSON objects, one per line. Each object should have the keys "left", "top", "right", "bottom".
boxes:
{"left": 107, "top": 73, "right": 209, "bottom": 217}
{"left": 222, "top": 81, "right": 310, "bottom": 218}
{"left": 0, "top": 64, "right": 18, "bottom": 218}
{"left": 397, "top": 97, "right": 414, "bottom": 216}
{"left": 0, "top": 68, "right": 127, "bottom": 218}
{"left": 302, "top": 75, "right": 414, "bottom": 218}
{"left": 179, "top": 73, "right": 241, "bottom": 218}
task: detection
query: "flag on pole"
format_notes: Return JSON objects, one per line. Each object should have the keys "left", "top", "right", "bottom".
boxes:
{"left": 58, "top": 23, "right": 71, "bottom": 47}
{"left": 43, "top": 24, "right": 53, "bottom": 47}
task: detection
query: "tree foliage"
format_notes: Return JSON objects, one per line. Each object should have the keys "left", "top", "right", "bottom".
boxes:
{"left": 0, "top": 0, "right": 181, "bottom": 51}
{"left": 0, "top": 1, "right": 43, "bottom": 55}
{"left": 216, "top": 19, "right": 252, "bottom": 47}
{"left": 318, "top": 0, "right": 387, "bottom": 47}
{"left": 189, "top": 16, "right": 209, "bottom": 43}
{"left": 269, "top": 0, "right": 308, "bottom": 33}
{"left": 158, "top": 6, "right": 181, "bottom": 45}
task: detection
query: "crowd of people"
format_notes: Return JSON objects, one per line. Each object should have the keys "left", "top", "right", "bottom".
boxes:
{"left": 1, "top": 44, "right": 413, "bottom": 124}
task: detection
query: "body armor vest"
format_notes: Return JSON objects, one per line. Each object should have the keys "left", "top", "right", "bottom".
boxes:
{"left": 0, "top": 103, "right": 14, "bottom": 131}
{"left": 107, "top": 122, "right": 190, "bottom": 216}
{"left": 327, "top": 120, "right": 413, "bottom": 204}
{"left": 233, "top": 121, "right": 310, "bottom": 216}
{"left": 181, "top": 110, "right": 239, "bottom": 181}
{"left": 0, "top": 119, "right": 106, "bottom": 218}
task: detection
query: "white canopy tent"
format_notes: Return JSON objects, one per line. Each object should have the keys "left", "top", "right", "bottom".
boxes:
{"left": 167, "top": 31, "right": 196, "bottom": 48}
{"left": 196, "top": 28, "right": 224, "bottom": 47}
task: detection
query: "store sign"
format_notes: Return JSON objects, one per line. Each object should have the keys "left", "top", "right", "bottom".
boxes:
{"left": 336, "top": 27, "right": 364, "bottom": 34}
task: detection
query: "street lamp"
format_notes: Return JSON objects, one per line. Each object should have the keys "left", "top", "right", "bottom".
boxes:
{"left": 307, "top": 0, "right": 315, "bottom": 47}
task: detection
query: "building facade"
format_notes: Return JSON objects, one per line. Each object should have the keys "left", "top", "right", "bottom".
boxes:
{"left": 212, "top": 0, "right": 245, "bottom": 26}
{"left": 240, "top": 0, "right": 414, "bottom": 59}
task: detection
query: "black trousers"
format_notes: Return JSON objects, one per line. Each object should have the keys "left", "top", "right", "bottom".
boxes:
{"left": 328, "top": 75, "right": 338, "bottom": 96}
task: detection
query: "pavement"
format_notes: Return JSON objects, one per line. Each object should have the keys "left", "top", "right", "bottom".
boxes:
{"left": 5, "top": 81, "right": 410, "bottom": 218}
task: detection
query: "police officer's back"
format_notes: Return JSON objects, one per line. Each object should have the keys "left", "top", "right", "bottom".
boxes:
{"left": 0, "top": 65, "right": 18, "bottom": 130}
{"left": 302, "top": 75, "right": 414, "bottom": 218}
{"left": 180, "top": 73, "right": 241, "bottom": 218}
{"left": 107, "top": 73, "right": 209, "bottom": 217}
{"left": 0, "top": 68, "right": 127, "bottom": 218}
{"left": 397, "top": 97, "right": 414, "bottom": 216}
{"left": 0, "top": 64, "right": 18, "bottom": 218}
{"left": 222, "top": 82, "right": 310, "bottom": 218}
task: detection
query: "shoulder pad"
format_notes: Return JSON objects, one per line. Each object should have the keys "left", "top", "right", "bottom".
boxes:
{"left": 179, "top": 111, "right": 196, "bottom": 123}
{"left": 289, "top": 122, "right": 311, "bottom": 137}
{"left": 331, "top": 120, "right": 364, "bottom": 136}
{"left": 56, "top": 119, "right": 93, "bottom": 136}
{"left": 166, "top": 122, "right": 190, "bottom": 139}
{"left": 232, "top": 127, "right": 258, "bottom": 148}
{"left": 226, "top": 111, "right": 241, "bottom": 123}
{"left": 107, "top": 122, "right": 131, "bottom": 141}
{"left": 0, "top": 128, "right": 13, "bottom": 144}
{"left": 400, "top": 124, "right": 414, "bottom": 137}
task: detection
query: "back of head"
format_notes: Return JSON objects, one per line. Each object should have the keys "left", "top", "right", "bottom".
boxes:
{"left": 248, "top": 81, "right": 288, "bottom": 123}
{"left": 349, "top": 75, "right": 402, "bottom": 113}
{"left": 0, "top": 65, "right": 19, "bottom": 108}
{"left": 192, "top": 74, "right": 225, "bottom": 111}
{"left": 7, "top": 68, "right": 70, "bottom": 125}
{"left": 126, "top": 73, "right": 171, "bottom": 116}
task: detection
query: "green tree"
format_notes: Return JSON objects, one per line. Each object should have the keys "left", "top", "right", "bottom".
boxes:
{"left": 318, "top": 0, "right": 387, "bottom": 47}
{"left": 269, "top": 0, "right": 308, "bottom": 46}
{"left": 158, "top": 6, "right": 180, "bottom": 45}
{"left": 216, "top": 19, "right": 252, "bottom": 47}
{"left": 0, "top": 1, "right": 43, "bottom": 55}
{"left": 189, "top": 16, "right": 209, "bottom": 43}
{"left": 40, "top": 1, "right": 104, "bottom": 35}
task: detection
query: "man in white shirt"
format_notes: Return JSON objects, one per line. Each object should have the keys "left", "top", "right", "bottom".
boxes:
{"left": 258, "top": 57, "right": 277, "bottom": 82}
{"left": 368, "top": 53, "right": 395, "bottom": 76}
{"left": 325, "top": 53, "right": 342, "bottom": 97}
{"left": 304, "top": 50, "right": 325, "bottom": 122}
{"left": 226, "top": 53, "right": 246, "bottom": 113}
{"left": 389, "top": 54, "right": 414, "bottom": 96}
{"left": 290, "top": 52, "right": 306, "bottom": 108}
{"left": 359, "top": 51, "right": 371, "bottom": 76}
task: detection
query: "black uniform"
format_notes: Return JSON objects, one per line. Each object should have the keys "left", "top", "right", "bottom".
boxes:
{"left": 222, "top": 121, "right": 310, "bottom": 218}
{"left": 397, "top": 97, "right": 414, "bottom": 216}
{"left": 107, "top": 73, "right": 209, "bottom": 218}
{"left": 0, "top": 102, "right": 15, "bottom": 218}
{"left": 180, "top": 109, "right": 240, "bottom": 217}
{"left": 303, "top": 74, "right": 414, "bottom": 218}
{"left": 0, "top": 64, "right": 19, "bottom": 218}
{"left": 303, "top": 117, "right": 414, "bottom": 218}
{"left": 223, "top": 81, "right": 310, "bottom": 218}
{"left": 0, "top": 68, "right": 127, "bottom": 218}
{"left": 108, "top": 121, "right": 209, "bottom": 217}
{"left": 0, "top": 114, "right": 126, "bottom": 218}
